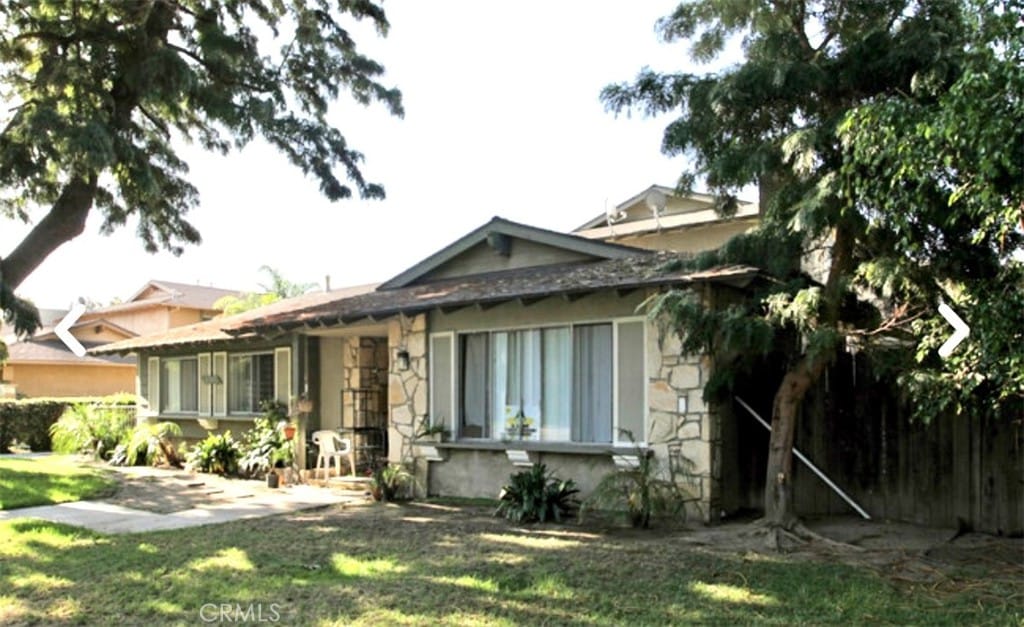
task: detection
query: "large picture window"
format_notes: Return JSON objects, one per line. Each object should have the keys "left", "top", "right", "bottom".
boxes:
{"left": 458, "top": 323, "right": 621, "bottom": 443}
{"left": 161, "top": 357, "right": 198, "bottom": 413}
{"left": 228, "top": 352, "right": 275, "bottom": 414}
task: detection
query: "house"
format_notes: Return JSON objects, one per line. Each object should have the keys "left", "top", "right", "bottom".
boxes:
{"left": 1, "top": 280, "right": 240, "bottom": 398}
{"left": 92, "top": 187, "right": 1021, "bottom": 534}
{"left": 95, "top": 191, "right": 760, "bottom": 522}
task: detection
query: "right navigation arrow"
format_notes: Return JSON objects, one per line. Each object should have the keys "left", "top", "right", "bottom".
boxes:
{"left": 937, "top": 303, "right": 970, "bottom": 358}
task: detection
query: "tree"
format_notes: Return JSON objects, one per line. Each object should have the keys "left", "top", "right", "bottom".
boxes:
{"left": 604, "top": 0, "right": 1021, "bottom": 547}
{"left": 0, "top": 0, "right": 403, "bottom": 335}
{"left": 213, "top": 265, "right": 317, "bottom": 315}
{"left": 837, "top": 1, "right": 1023, "bottom": 419}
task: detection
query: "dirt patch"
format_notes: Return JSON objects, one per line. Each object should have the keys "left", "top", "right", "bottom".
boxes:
{"left": 88, "top": 465, "right": 1022, "bottom": 594}
{"left": 91, "top": 464, "right": 321, "bottom": 514}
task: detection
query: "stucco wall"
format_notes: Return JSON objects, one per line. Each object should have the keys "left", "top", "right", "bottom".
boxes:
{"left": 421, "top": 239, "right": 594, "bottom": 283}
{"left": 616, "top": 219, "right": 757, "bottom": 255}
{"left": 5, "top": 363, "right": 136, "bottom": 398}
{"left": 429, "top": 449, "right": 619, "bottom": 499}
{"left": 319, "top": 337, "right": 344, "bottom": 430}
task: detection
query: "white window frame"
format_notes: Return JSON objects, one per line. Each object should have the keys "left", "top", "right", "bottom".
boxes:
{"left": 160, "top": 355, "right": 200, "bottom": 415}
{"left": 450, "top": 316, "right": 648, "bottom": 445}
{"left": 226, "top": 350, "right": 276, "bottom": 416}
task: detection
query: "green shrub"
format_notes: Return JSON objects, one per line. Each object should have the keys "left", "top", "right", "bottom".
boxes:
{"left": 495, "top": 463, "right": 579, "bottom": 523}
{"left": 581, "top": 433, "right": 694, "bottom": 529}
{"left": 370, "top": 463, "right": 412, "bottom": 502}
{"left": 187, "top": 431, "right": 241, "bottom": 475}
{"left": 50, "top": 403, "right": 135, "bottom": 459}
{"left": 0, "top": 395, "right": 138, "bottom": 453}
{"left": 123, "top": 421, "right": 184, "bottom": 467}
{"left": 238, "top": 404, "right": 293, "bottom": 477}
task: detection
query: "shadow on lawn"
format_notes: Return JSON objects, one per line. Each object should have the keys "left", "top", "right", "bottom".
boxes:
{"left": 0, "top": 465, "right": 117, "bottom": 510}
{"left": 0, "top": 504, "right": 1019, "bottom": 625}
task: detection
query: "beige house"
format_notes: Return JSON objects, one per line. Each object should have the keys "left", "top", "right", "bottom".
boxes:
{"left": 95, "top": 188, "right": 760, "bottom": 522}
{"left": 2, "top": 280, "right": 239, "bottom": 398}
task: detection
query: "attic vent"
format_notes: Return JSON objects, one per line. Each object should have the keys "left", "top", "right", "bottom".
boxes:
{"left": 485, "top": 232, "right": 511, "bottom": 256}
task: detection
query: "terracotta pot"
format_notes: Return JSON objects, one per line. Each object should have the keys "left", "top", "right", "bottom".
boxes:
{"left": 283, "top": 424, "right": 297, "bottom": 441}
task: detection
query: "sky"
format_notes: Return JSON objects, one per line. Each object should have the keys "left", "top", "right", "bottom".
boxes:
{"left": 2, "top": 1, "right": 737, "bottom": 309}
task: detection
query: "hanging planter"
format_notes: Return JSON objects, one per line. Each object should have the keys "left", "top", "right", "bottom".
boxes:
{"left": 282, "top": 423, "right": 297, "bottom": 441}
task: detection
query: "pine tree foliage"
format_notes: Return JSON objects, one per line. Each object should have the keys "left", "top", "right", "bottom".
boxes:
{"left": 0, "top": 0, "right": 403, "bottom": 335}
{"left": 605, "top": 0, "right": 1022, "bottom": 535}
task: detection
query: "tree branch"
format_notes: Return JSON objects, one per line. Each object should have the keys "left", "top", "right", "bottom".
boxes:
{"left": 0, "top": 175, "right": 99, "bottom": 291}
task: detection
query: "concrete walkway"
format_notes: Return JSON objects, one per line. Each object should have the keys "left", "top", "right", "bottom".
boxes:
{"left": 0, "top": 460, "right": 366, "bottom": 534}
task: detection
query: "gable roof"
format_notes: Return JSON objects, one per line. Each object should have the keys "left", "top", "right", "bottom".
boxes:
{"left": 574, "top": 184, "right": 757, "bottom": 234}
{"left": 33, "top": 318, "right": 137, "bottom": 342}
{"left": 120, "top": 280, "right": 241, "bottom": 310}
{"left": 6, "top": 339, "right": 135, "bottom": 366}
{"left": 378, "top": 217, "right": 645, "bottom": 290}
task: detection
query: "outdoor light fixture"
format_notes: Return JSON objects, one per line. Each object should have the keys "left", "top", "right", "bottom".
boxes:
{"left": 396, "top": 349, "right": 411, "bottom": 371}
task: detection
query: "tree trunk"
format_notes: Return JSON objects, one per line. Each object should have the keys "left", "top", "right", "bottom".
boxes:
{"left": 1, "top": 175, "right": 98, "bottom": 291}
{"left": 764, "top": 356, "right": 826, "bottom": 533}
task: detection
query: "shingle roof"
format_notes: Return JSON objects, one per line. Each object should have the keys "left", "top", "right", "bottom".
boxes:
{"left": 232, "top": 252, "right": 757, "bottom": 335}
{"left": 92, "top": 256, "right": 759, "bottom": 355}
{"left": 7, "top": 339, "right": 135, "bottom": 365}
{"left": 80, "top": 281, "right": 242, "bottom": 317}
{"left": 91, "top": 283, "right": 379, "bottom": 354}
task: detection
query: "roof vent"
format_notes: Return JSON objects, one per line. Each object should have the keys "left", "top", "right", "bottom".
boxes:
{"left": 486, "top": 232, "right": 511, "bottom": 256}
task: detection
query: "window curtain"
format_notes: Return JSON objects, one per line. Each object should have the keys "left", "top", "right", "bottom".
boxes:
{"left": 162, "top": 360, "right": 181, "bottom": 412}
{"left": 490, "top": 332, "right": 511, "bottom": 438}
{"left": 542, "top": 327, "right": 571, "bottom": 441}
{"left": 180, "top": 358, "right": 198, "bottom": 412}
{"left": 461, "top": 334, "right": 488, "bottom": 438}
{"left": 519, "top": 330, "right": 542, "bottom": 439}
{"left": 228, "top": 355, "right": 253, "bottom": 413}
{"left": 572, "top": 324, "right": 613, "bottom": 442}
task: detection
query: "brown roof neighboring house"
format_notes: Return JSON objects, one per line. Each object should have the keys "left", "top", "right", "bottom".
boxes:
{"left": 92, "top": 283, "right": 380, "bottom": 354}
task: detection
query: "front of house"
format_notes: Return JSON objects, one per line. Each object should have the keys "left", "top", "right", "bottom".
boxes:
{"left": 96, "top": 189, "right": 757, "bottom": 522}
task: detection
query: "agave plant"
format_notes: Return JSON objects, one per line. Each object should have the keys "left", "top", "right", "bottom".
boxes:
{"left": 495, "top": 463, "right": 579, "bottom": 523}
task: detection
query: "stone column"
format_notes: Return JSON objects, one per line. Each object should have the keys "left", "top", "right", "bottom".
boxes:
{"left": 387, "top": 314, "right": 428, "bottom": 470}
{"left": 646, "top": 317, "right": 718, "bottom": 523}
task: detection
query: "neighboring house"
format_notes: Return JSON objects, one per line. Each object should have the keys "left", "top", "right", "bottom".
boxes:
{"left": 1, "top": 280, "right": 240, "bottom": 398}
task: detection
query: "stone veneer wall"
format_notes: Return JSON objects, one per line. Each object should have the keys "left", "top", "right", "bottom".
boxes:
{"left": 645, "top": 317, "right": 719, "bottom": 523}
{"left": 387, "top": 314, "right": 428, "bottom": 466}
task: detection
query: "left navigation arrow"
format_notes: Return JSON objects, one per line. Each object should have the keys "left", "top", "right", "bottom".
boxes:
{"left": 55, "top": 300, "right": 87, "bottom": 357}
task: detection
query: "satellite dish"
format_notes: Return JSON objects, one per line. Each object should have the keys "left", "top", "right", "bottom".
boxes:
{"left": 645, "top": 188, "right": 667, "bottom": 228}
{"left": 645, "top": 188, "right": 667, "bottom": 216}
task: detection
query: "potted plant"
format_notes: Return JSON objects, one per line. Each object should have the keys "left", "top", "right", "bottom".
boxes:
{"left": 414, "top": 421, "right": 449, "bottom": 442}
{"left": 505, "top": 408, "right": 536, "bottom": 440}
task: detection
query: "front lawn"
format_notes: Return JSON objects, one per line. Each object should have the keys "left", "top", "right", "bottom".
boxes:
{"left": 0, "top": 503, "right": 1018, "bottom": 625}
{"left": 0, "top": 456, "right": 117, "bottom": 510}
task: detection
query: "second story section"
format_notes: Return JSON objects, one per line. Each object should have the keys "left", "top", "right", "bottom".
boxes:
{"left": 574, "top": 185, "right": 759, "bottom": 254}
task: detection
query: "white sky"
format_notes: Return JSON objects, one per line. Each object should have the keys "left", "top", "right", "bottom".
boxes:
{"left": 3, "top": 1, "right": 734, "bottom": 309}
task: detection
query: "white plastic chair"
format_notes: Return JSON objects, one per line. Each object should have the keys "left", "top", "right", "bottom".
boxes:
{"left": 312, "top": 430, "right": 355, "bottom": 480}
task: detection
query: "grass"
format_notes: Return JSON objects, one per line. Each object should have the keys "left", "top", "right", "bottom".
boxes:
{"left": 0, "top": 502, "right": 1019, "bottom": 625}
{"left": 0, "top": 455, "right": 117, "bottom": 510}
